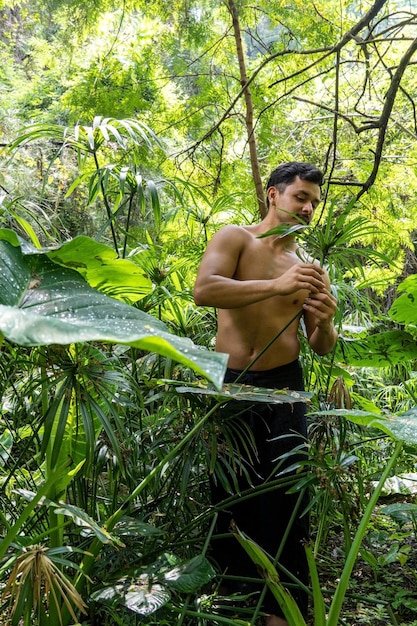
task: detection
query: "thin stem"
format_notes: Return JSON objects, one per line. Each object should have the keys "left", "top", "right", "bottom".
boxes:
{"left": 92, "top": 151, "right": 119, "bottom": 255}
{"left": 326, "top": 439, "right": 403, "bottom": 626}
{"left": 234, "top": 308, "right": 303, "bottom": 383}
{"left": 169, "top": 604, "right": 249, "bottom": 624}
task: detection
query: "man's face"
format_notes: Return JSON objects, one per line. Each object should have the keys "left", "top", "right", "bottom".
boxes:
{"left": 269, "top": 176, "right": 321, "bottom": 225}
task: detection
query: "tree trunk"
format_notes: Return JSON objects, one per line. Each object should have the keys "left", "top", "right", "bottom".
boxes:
{"left": 227, "top": 0, "right": 267, "bottom": 219}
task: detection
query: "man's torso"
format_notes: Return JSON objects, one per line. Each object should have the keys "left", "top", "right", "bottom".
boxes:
{"left": 215, "top": 225, "right": 309, "bottom": 370}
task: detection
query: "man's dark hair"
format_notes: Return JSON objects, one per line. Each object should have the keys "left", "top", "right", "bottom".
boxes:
{"left": 265, "top": 162, "right": 324, "bottom": 208}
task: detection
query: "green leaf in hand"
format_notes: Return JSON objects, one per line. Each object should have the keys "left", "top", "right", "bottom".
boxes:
{"left": 257, "top": 223, "right": 308, "bottom": 239}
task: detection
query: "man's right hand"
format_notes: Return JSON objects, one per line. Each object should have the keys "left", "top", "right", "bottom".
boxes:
{"left": 274, "top": 263, "right": 326, "bottom": 296}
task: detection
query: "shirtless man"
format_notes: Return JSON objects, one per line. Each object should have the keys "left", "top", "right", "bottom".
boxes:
{"left": 194, "top": 162, "right": 338, "bottom": 625}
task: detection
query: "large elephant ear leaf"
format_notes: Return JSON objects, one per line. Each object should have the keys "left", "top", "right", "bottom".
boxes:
{"left": 335, "top": 331, "right": 417, "bottom": 367}
{"left": 91, "top": 577, "right": 170, "bottom": 616}
{"left": 0, "top": 229, "right": 153, "bottom": 303}
{"left": 389, "top": 275, "right": 417, "bottom": 326}
{"left": 47, "top": 236, "right": 152, "bottom": 303}
{"left": 0, "top": 236, "right": 227, "bottom": 390}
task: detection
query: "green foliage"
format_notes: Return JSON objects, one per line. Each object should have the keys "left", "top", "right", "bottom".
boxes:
{"left": 91, "top": 554, "right": 215, "bottom": 617}
{"left": 390, "top": 275, "right": 417, "bottom": 328}
{"left": 0, "top": 232, "right": 226, "bottom": 391}
{"left": 2, "top": 1, "right": 417, "bottom": 624}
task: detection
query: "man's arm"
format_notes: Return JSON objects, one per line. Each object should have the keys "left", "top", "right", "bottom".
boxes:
{"left": 194, "top": 225, "right": 327, "bottom": 309}
{"left": 194, "top": 226, "right": 278, "bottom": 308}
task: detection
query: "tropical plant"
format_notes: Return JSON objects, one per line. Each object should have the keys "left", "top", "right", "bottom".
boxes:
{"left": 2, "top": 2, "right": 417, "bottom": 623}
{"left": 234, "top": 413, "right": 411, "bottom": 626}
{"left": 0, "top": 225, "right": 230, "bottom": 625}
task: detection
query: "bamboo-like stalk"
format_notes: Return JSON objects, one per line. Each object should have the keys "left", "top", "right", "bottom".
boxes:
{"left": 326, "top": 439, "right": 403, "bottom": 625}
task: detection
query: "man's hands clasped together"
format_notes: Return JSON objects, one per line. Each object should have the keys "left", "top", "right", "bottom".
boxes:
{"left": 303, "top": 287, "right": 337, "bottom": 328}
{"left": 275, "top": 261, "right": 337, "bottom": 334}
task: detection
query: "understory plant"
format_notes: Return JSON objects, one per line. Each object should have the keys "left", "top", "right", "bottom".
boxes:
{"left": 0, "top": 229, "right": 230, "bottom": 625}
{"left": 0, "top": 118, "right": 234, "bottom": 626}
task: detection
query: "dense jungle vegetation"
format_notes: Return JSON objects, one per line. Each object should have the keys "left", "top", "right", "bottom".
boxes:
{"left": 1, "top": 0, "right": 417, "bottom": 624}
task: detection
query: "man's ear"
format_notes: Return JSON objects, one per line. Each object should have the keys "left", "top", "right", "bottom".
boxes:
{"left": 267, "top": 186, "right": 278, "bottom": 206}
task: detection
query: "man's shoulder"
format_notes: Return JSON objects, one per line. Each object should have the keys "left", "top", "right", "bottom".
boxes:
{"left": 217, "top": 223, "right": 253, "bottom": 233}
{"left": 212, "top": 223, "right": 254, "bottom": 241}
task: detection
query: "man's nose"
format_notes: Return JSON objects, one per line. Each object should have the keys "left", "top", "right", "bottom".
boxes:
{"left": 302, "top": 201, "right": 313, "bottom": 213}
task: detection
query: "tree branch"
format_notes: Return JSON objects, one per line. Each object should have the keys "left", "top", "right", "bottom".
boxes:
{"left": 355, "top": 35, "right": 417, "bottom": 201}
{"left": 268, "top": 0, "right": 388, "bottom": 88}
{"left": 176, "top": 0, "right": 388, "bottom": 165}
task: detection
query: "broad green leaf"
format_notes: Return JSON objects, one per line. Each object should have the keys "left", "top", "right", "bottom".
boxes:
{"left": 389, "top": 275, "right": 417, "bottom": 326}
{"left": 375, "top": 407, "right": 417, "bottom": 445}
{"left": 1, "top": 231, "right": 153, "bottom": 304}
{"left": 163, "top": 555, "right": 216, "bottom": 593}
{"left": 0, "top": 237, "right": 227, "bottom": 389}
{"left": 335, "top": 331, "right": 417, "bottom": 367}
{"left": 91, "top": 576, "right": 170, "bottom": 615}
{"left": 0, "top": 228, "right": 23, "bottom": 248}
{"left": 316, "top": 407, "right": 417, "bottom": 445}
{"left": 380, "top": 503, "right": 417, "bottom": 524}
{"left": 53, "top": 502, "right": 124, "bottom": 546}
{"left": 47, "top": 237, "right": 152, "bottom": 302}
{"left": 176, "top": 382, "right": 312, "bottom": 404}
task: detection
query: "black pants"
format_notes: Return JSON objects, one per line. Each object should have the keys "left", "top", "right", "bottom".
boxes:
{"left": 210, "top": 360, "right": 309, "bottom": 618}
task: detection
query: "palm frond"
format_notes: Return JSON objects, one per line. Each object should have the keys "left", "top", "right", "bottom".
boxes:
{"left": 3, "top": 544, "right": 87, "bottom": 625}
{"left": 303, "top": 200, "right": 395, "bottom": 276}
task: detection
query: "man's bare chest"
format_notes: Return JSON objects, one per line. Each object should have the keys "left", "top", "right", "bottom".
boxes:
{"left": 234, "top": 243, "right": 299, "bottom": 281}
